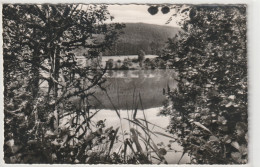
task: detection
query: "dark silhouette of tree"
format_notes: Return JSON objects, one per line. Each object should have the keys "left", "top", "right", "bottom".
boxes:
{"left": 138, "top": 50, "right": 145, "bottom": 68}
{"left": 106, "top": 59, "right": 114, "bottom": 69}
{"left": 149, "top": 5, "right": 247, "bottom": 164}
{"left": 3, "top": 4, "right": 124, "bottom": 163}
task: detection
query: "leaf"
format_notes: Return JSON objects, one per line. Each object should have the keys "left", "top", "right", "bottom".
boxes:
{"left": 124, "top": 118, "right": 157, "bottom": 137}
{"left": 182, "top": 123, "right": 187, "bottom": 127}
{"left": 231, "top": 152, "right": 241, "bottom": 162}
{"left": 169, "top": 140, "right": 175, "bottom": 143}
{"left": 225, "top": 102, "right": 233, "bottom": 107}
{"left": 236, "top": 122, "right": 247, "bottom": 136}
{"left": 105, "top": 126, "right": 113, "bottom": 133}
{"left": 108, "top": 127, "right": 119, "bottom": 155}
{"left": 77, "top": 128, "right": 87, "bottom": 140}
{"left": 133, "top": 108, "right": 138, "bottom": 120}
{"left": 84, "top": 133, "right": 96, "bottom": 142}
{"left": 239, "top": 144, "right": 247, "bottom": 156}
{"left": 228, "top": 95, "right": 236, "bottom": 100}
{"left": 158, "top": 148, "right": 167, "bottom": 155}
{"left": 209, "top": 135, "right": 219, "bottom": 142}
{"left": 178, "top": 150, "right": 186, "bottom": 164}
{"left": 5, "top": 139, "right": 14, "bottom": 147}
{"left": 151, "top": 141, "right": 162, "bottom": 157}
{"left": 138, "top": 118, "right": 168, "bottom": 131}
{"left": 151, "top": 155, "right": 161, "bottom": 161}
{"left": 245, "top": 133, "right": 248, "bottom": 142}
{"left": 130, "top": 128, "right": 143, "bottom": 153}
{"left": 157, "top": 142, "right": 163, "bottom": 146}
{"left": 218, "top": 116, "right": 227, "bottom": 125}
{"left": 44, "top": 130, "right": 56, "bottom": 138}
{"left": 11, "top": 145, "right": 22, "bottom": 154}
{"left": 223, "top": 135, "right": 231, "bottom": 144}
{"left": 123, "top": 141, "right": 127, "bottom": 162}
{"left": 10, "top": 156, "right": 18, "bottom": 163}
{"left": 154, "top": 131, "right": 176, "bottom": 139}
{"left": 104, "top": 90, "right": 120, "bottom": 118}
{"left": 27, "top": 140, "right": 38, "bottom": 145}
{"left": 193, "top": 122, "right": 212, "bottom": 134}
{"left": 51, "top": 140, "right": 60, "bottom": 146}
{"left": 205, "top": 84, "right": 212, "bottom": 88}
{"left": 231, "top": 141, "right": 240, "bottom": 150}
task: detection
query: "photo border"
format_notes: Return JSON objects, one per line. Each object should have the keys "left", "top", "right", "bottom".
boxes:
{"left": 0, "top": 0, "right": 259, "bottom": 166}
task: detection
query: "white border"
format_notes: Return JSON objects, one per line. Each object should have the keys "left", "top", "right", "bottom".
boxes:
{"left": 0, "top": 0, "right": 259, "bottom": 167}
{"left": 0, "top": 0, "right": 254, "bottom": 4}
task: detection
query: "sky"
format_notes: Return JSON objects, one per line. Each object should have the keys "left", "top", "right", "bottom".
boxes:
{"left": 105, "top": 5, "right": 181, "bottom": 27}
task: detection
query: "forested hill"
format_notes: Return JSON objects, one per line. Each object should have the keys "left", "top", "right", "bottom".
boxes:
{"left": 104, "top": 23, "right": 180, "bottom": 56}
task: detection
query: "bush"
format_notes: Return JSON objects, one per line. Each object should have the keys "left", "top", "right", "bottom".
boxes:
{"left": 160, "top": 5, "right": 247, "bottom": 164}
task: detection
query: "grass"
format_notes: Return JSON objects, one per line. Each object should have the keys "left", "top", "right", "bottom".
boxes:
{"left": 38, "top": 69, "right": 183, "bottom": 164}
{"left": 97, "top": 85, "right": 181, "bottom": 164}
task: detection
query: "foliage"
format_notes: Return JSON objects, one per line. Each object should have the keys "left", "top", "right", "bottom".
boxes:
{"left": 120, "top": 58, "right": 133, "bottom": 70}
{"left": 138, "top": 50, "right": 145, "bottom": 62}
{"left": 138, "top": 50, "right": 145, "bottom": 68}
{"left": 106, "top": 59, "right": 114, "bottom": 70}
{"left": 154, "top": 5, "right": 247, "bottom": 164}
{"left": 3, "top": 4, "right": 124, "bottom": 163}
{"left": 110, "top": 92, "right": 171, "bottom": 164}
{"left": 143, "top": 58, "right": 167, "bottom": 69}
{"left": 103, "top": 23, "right": 179, "bottom": 56}
{"left": 3, "top": 4, "right": 171, "bottom": 164}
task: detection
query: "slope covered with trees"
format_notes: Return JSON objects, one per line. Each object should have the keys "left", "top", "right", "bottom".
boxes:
{"left": 104, "top": 23, "right": 180, "bottom": 56}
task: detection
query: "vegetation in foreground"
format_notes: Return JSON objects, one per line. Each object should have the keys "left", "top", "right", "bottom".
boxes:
{"left": 148, "top": 5, "right": 248, "bottom": 164}
{"left": 3, "top": 4, "right": 173, "bottom": 164}
{"left": 3, "top": 4, "right": 248, "bottom": 164}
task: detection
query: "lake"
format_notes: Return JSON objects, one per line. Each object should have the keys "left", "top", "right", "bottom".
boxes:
{"left": 89, "top": 69, "right": 177, "bottom": 109}
{"left": 88, "top": 69, "right": 190, "bottom": 164}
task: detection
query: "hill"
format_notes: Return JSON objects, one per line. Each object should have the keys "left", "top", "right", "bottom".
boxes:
{"left": 104, "top": 23, "right": 180, "bottom": 56}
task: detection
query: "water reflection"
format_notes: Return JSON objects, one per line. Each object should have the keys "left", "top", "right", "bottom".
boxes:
{"left": 91, "top": 107, "right": 190, "bottom": 164}
{"left": 90, "top": 69, "right": 177, "bottom": 109}
{"left": 72, "top": 69, "right": 190, "bottom": 164}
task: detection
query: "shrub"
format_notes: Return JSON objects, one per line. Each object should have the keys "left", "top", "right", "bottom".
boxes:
{"left": 160, "top": 5, "right": 247, "bottom": 164}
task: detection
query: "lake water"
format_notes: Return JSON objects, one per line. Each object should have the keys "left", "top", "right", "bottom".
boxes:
{"left": 89, "top": 69, "right": 178, "bottom": 109}
{"left": 88, "top": 69, "right": 190, "bottom": 164}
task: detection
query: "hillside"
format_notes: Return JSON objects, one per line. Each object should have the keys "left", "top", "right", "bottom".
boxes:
{"left": 104, "top": 23, "right": 180, "bottom": 56}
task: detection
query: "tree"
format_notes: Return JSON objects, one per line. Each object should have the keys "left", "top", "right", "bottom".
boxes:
{"left": 106, "top": 59, "right": 114, "bottom": 69}
{"left": 138, "top": 50, "right": 145, "bottom": 68}
{"left": 149, "top": 5, "right": 247, "bottom": 164}
{"left": 3, "top": 4, "right": 124, "bottom": 163}
{"left": 121, "top": 58, "right": 132, "bottom": 70}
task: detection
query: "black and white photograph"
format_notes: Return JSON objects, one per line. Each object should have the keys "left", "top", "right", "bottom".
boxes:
{"left": 2, "top": 2, "right": 250, "bottom": 165}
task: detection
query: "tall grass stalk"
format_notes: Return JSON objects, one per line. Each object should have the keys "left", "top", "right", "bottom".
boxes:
{"left": 100, "top": 86, "right": 172, "bottom": 164}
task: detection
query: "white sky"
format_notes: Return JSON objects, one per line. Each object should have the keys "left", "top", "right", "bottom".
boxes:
{"left": 105, "top": 5, "right": 181, "bottom": 27}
